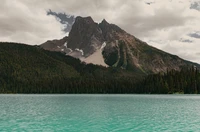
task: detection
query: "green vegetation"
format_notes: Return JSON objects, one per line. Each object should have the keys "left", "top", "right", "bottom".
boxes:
{"left": 136, "top": 67, "right": 200, "bottom": 94}
{"left": 0, "top": 42, "right": 199, "bottom": 94}
{"left": 0, "top": 42, "right": 141, "bottom": 93}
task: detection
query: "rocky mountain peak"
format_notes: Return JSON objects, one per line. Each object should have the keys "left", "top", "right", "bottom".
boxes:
{"left": 67, "top": 16, "right": 104, "bottom": 57}
{"left": 100, "top": 19, "right": 109, "bottom": 26}
{"left": 41, "top": 16, "right": 199, "bottom": 74}
{"left": 99, "top": 19, "right": 126, "bottom": 42}
{"left": 75, "top": 16, "right": 95, "bottom": 25}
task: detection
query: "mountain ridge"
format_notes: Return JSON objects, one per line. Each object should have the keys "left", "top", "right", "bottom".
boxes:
{"left": 41, "top": 16, "right": 200, "bottom": 74}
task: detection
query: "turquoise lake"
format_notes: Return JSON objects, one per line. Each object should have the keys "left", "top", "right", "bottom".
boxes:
{"left": 1, "top": 95, "right": 200, "bottom": 131}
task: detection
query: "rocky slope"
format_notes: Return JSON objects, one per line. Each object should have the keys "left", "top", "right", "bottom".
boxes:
{"left": 41, "top": 36, "right": 69, "bottom": 52}
{"left": 41, "top": 16, "right": 200, "bottom": 74}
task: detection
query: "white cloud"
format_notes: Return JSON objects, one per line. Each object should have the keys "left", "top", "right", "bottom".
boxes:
{"left": 1, "top": 0, "right": 200, "bottom": 63}
{"left": 0, "top": 0, "right": 65, "bottom": 45}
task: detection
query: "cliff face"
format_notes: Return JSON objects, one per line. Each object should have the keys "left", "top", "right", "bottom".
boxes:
{"left": 41, "top": 16, "right": 200, "bottom": 74}
{"left": 67, "top": 16, "right": 104, "bottom": 57}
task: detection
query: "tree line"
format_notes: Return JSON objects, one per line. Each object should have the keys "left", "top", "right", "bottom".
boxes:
{"left": 0, "top": 42, "right": 200, "bottom": 94}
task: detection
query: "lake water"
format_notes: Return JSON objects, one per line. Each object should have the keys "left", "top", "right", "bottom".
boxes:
{"left": 0, "top": 95, "right": 200, "bottom": 131}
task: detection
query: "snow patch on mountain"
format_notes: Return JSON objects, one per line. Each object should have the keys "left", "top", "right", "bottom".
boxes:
{"left": 101, "top": 42, "right": 106, "bottom": 50}
{"left": 75, "top": 48, "right": 84, "bottom": 56}
{"left": 82, "top": 42, "right": 108, "bottom": 67}
{"left": 63, "top": 42, "right": 73, "bottom": 54}
{"left": 64, "top": 42, "right": 67, "bottom": 47}
{"left": 68, "top": 48, "right": 73, "bottom": 53}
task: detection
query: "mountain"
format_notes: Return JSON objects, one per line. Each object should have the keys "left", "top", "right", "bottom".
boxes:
{"left": 41, "top": 16, "right": 200, "bottom": 74}
{"left": 67, "top": 16, "right": 105, "bottom": 57}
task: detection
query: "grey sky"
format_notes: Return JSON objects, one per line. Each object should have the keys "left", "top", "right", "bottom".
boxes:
{"left": 189, "top": 32, "right": 200, "bottom": 38}
{"left": 0, "top": 0, "right": 200, "bottom": 63}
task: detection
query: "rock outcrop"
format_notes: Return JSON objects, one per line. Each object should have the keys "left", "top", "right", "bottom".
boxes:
{"left": 41, "top": 16, "right": 200, "bottom": 74}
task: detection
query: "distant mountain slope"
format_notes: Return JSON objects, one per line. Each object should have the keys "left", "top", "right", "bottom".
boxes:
{"left": 41, "top": 16, "right": 200, "bottom": 74}
{"left": 41, "top": 36, "right": 69, "bottom": 53}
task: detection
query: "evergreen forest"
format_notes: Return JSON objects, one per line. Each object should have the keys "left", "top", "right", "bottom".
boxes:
{"left": 0, "top": 42, "right": 199, "bottom": 94}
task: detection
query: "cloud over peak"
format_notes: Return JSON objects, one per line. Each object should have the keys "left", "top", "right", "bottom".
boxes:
{"left": 0, "top": 0, "right": 200, "bottom": 63}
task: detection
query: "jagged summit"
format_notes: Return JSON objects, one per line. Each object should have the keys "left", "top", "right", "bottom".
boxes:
{"left": 75, "top": 16, "right": 95, "bottom": 24}
{"left": 99, "top": 18, "right": 126, "bottom": 42}
{"left": 67, "top": 16, "right": 104, "bottom": 57}
{"left": 101, "top": 19, "right": 109, "bottom": 25}
{"left": 41, "top": 16, "right": 200, "bottom": 74}
{"left": 99, "top": 18, "right": 124, "bottom": 33}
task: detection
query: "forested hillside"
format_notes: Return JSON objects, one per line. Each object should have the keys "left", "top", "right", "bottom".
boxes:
{"left": 0, "top": 42, "right": 200, "bottom": 94}
{"left": 0, "top": 42, "right": 141, "bottom": 93}
{"left": 136, "top": 67, "right": 200, "bottom": 94}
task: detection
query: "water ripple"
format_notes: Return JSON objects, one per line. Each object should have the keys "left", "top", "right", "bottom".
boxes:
{"left": 0, "top": 94, "right": 200, "bottom": 131}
